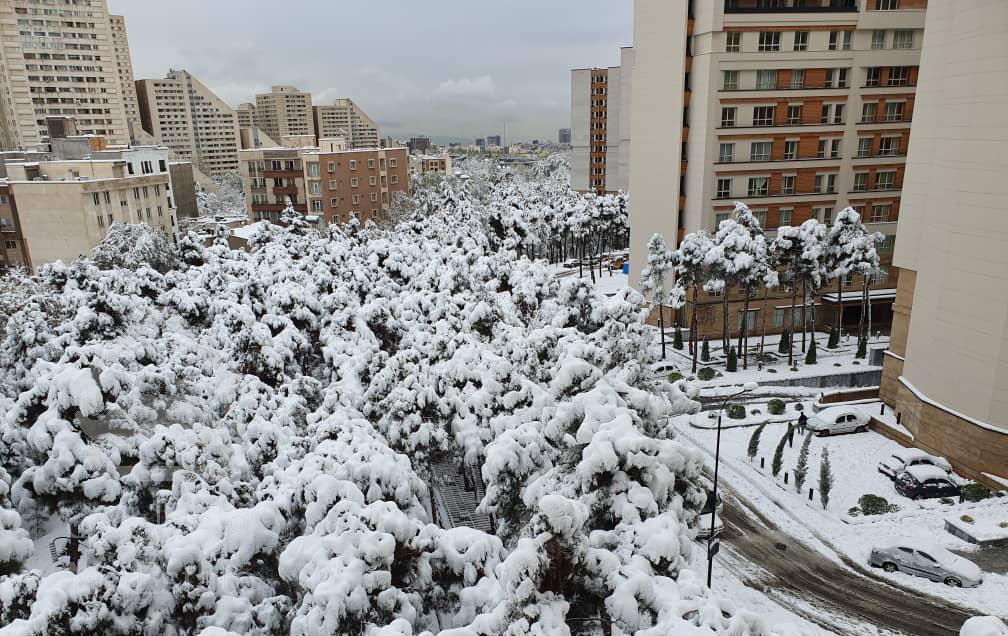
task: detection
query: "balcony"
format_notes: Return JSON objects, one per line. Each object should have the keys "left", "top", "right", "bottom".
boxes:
{"left": 724, "top": 0, "right": 858, "bottom": 13}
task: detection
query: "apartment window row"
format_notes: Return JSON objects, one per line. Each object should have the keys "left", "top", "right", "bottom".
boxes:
{"left": 715, "top": 173, "right": 838, "bottom": 200}
{"left": 856, "top": 135, "right": 903, "bottom": 157}
{"left": 871, "top": 29, "right": 916, "bottom": 50}
{"left": 727, "top": 30, "right": 857, "bottom": 54}
{"left": 865, "top": 66, "right": 912, "bottom": 87}
{"left": 724, "top": 67, "right": 852, "bottom": 92}
{"left": 718, "top": 137, "right": 842, "bottom": 163}
{"left": 861, "top": 101, "right": 906, "bottom": 123}
{"left": 852, "top": 170, "right": 898, "bottom": 192}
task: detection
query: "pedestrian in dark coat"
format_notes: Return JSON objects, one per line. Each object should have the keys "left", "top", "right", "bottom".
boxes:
{"left": 797, "top": 411, "right": 808, "bottom": 434}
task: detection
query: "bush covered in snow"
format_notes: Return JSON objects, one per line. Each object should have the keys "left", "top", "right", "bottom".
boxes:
{"left": 0, "top": 156, "right": 796, "bottom": 635}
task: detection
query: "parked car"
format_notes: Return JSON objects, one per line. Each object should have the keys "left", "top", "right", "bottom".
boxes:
{"left": 868, "top": 540, "right": 983, "bottom": 587}
{"left": 807, "top": 406, "right": 870, "bottom": 436}
{"left": 695, "top": 491, "right": 724, "bottom": 539}
{"left": 894, "top": 465, "right": 961, "bottom": 500}
{"left": 878, "top": 448, "right": 953, "bottom": 480}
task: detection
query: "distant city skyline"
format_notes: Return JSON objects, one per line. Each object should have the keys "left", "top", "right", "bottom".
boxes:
{"left": 109, "top": 0, "right": 633, "bottom": 143}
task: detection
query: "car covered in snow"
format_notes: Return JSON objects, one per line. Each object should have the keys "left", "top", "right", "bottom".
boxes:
{"left": 868, "top": 540, "right": 983, "bottom": 587}
{"left": 894, "top": 464, "right": 961, "bottom": 500}
{"left": 878, "top": 448, "right": 953, "bottom": 480}
{"left": 695, "top": 491, "right": 724, "bottom": 540}
{"left": 806, "top": 406, "right": 870, "bottom": 436}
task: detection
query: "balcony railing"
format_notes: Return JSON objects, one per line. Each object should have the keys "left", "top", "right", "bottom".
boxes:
{"left": 725, "top": 0, "right": 858, "bottom": 13}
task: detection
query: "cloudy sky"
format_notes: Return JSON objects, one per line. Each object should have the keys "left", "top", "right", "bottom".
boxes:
{"left": 109, "top": 0, "right": 633, "bottom": 143}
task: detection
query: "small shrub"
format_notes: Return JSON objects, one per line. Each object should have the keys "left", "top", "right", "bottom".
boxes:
{"left": 778, "top": 330, "right": 790, "bottom": 354}
{"left": 768, "top": 399, "right": 786, "bottom": 415}
{"left": 858, "top": 494, "right": 899, "bottom": 516}
{"left": 960, "top": 515, "right": 975, "bottom": 524}
{"left": 667, "top": 372, "right": 683, "bottom": 383}
{"left": 794, "top": 431, "right": 813, "bottom": 493}
{"left": 673, "top": 326, "right": 684, "bottom": 350}
{"left": 697, "top": 367, "right": 716, "bottom": 381}
{"left": 852, "top": 361, "right": 861, "bottom": 366}
{"left": 771, "top": 427, "right": 789, "bottom": 477}
{"left": 819, "top": 448, "right": 834, "bottom": 510}
{"left": 848, "top": 506, "right": 862, "bottom": 517}
{"left": 790, "top": 366, "right": 799, "bottom": 372}
{"left": 701, "top": 338, "right": 711, "bottom": 362}
{"left": 727, "top": 404, "right": 746, "bottom": 420}
{"left": 834, "top": 362, "right": 842, "bottom": 367}
{"left": 962, "top": 483, "right": 991, "bottom": 502}
{"left": 856, "top": 335, "right": 867, "bottom": 359}
{"left": 767, "top": 368, "right": 778, "bottom": 374}
{"left": 827, "top": 326, "right": 839, "bottom": 349}
{"left": 794, "top": 403, "right": 804, "bottom": 412}
{"left": 751, "top": 409, "right": 762, "bottom": 415}
{"left": 998, "top": 521, "right": 1008, "bottom": 529}
{"left": 726, "top": 346, "right": 738, "bottom": 372}
{"left": 747, "top": 423, "right": 767, "bottom": 461}
{"left": 805, "top": 338, "right": 818, "bottom": 364}
{"left": 939, "top": 497, "right": 954, "bottom": 505}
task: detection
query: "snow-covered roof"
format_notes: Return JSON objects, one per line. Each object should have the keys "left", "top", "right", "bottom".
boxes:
{"left": 891, "top": 447, "right": 949, "bottom": 467}
{"left": 821, "top": 288, "right": 896, "bottom": 303}
{"left": 230, "top": 220, "right": 274, "bottom": 240}
{"left": 904, "top": 464, "right": 953, "bottom": 482}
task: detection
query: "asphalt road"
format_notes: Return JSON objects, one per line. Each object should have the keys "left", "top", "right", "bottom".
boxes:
{"left": 716, "top": 488, "right": 974, "bottom": 635}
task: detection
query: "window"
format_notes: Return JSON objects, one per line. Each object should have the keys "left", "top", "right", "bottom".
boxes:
{"left": 779, "top": 208, "right": 792, "bottom": 225}
{"left": 330, "top": 197, "right": 338, "bottom": 206}
{"left": 309, "top": 181, "right": 321, "bottom": 195}
{"left": 866, "top": 68, "right": 881, "bottom": 87}
{"left": 827, "top": 174, "right": 837, "bottom": 193}
{"left": 753, "top": 106, "right": 775, "bottom": 126}
{"left": 726, "top": 31, "right": 741, "bottom": 53}
{"left": 888, "top": 66, "right": 910, "bottom": 86}
{"left": 721, "top": 107, "right": 737, "bottom": 128}
{"left": 758, "top": 31, "right": 780, "bottom": 52}
{"left": 783, "top": 140, "right": 798, "bottom": 160}
{"left": 893, "top": 30, "right": 914, "bottom": 49}
{"left": 714, "top": 212, "right": 730, "bottom": 227}
{"left": 862, "top": 102, "right": 878, "bottom": 122}
{"left": 312, "top": 200, "right": 323, "bottom": 212}
{"left": 793, "top": 31, "right": 809, "bottom": 52}
{"left": 747, "top": 177, "right": 769, "bottom": 197}
{"left": 92, "top": 192, "right": 100, "bottom": 206}
{"left": 756, "top": 69, "right": 777, "bottom": 90}
{"left": 349, "top": 160, "right": 358, "bottom": 170}
{"left": 833, "top": 104, "right": 844, "bottom": 124}
{"left": 781, "top": 175, "right": 795, "bottom": 195}
{"left": 789, "top": 69, "right": 804, "bottom": 89}
{"left": 830, "top": 139, "right": 842, "bottom": 158}
{"left": 873, "top": 267, "right": 890, "bottom": 285}
{"left": 876, "top": 0, "right": 898, "bottom": 9}
{"left": 352, "top": 194, "right": 361, "bottom": 205}
{"left": 880, "top": 235, "right": 895, "bottom": 253}
{"left": 853, "top": 172, "right": 869, "bottom": 191}
{"left": 308, "top": 163, "right": 320, "bottom": 177}
{"left": 327, "top": 161, "right": 335, "bottom": 173}
{"left": 817, "top": 139, "right": 829, "bottom": 159}
{"left": 871, "top": 30, "right": 886, "bottom": 50}
{"left": 871, "top": 203, "right": 892, "bottom": 222}
{"left": 391, "top": 175, "right": 399, "bottom": 185}
{"left": 389, "top": 159, "right": 398, "bottom": 168}
{"left": 822, "top": 206, "right": 835, "bottom": 224}
{"left": 367, "top": 159, "right": 375, "bottom": 169}
{"left": 820, "top": 104, "right": 832, "bottom": 124}
{"left": 329, "top": 179, "right": 337, "bottom": 189}
{"left": 829, "top": 31, "right": 852, "bottom": 51}
{"left": 369, "top": 176, "right": 377, "bottom": 186}
{"left": 370, "top": 192, "right": 378, "bottom": 202}
{"left": 723, "top": 70, "right": 739, "bottom": 90}
{"left": 787, "top": 104, "right": 801, "bottom": 124}
{"left": 750, "top": 141, "right": 771, "bottom": 161}
{"left": 718, "top": 143, "right": 734, "bottom": 162}
{"left": 717, "top": 178, "right": 732, "bottom": 198}
{"left": 814, "top": 174, "right": 832, "bottom": 193}
{"left": 876, "top": 170, "right": 896, "bottom": 189}
{"left": 884, "top": 102, "right": 904, "bottom": 122}
{"left": 351, "top": 177, "right": 359, "bottom": 187}
{"left": 858, "top": 138, "right": 872, "bottom": 157}
{"left": 879, "top": 136, "right": 899, "bottom": 156}
{"left": 825, "top": 68, "right": 848, "bottom": 88}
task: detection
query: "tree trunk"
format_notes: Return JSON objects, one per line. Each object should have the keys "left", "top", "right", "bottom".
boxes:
{"left": 867, "top": 279, "right": 874, "bottom": 340}
{"left": 722, "top": 290, "right": 730, "bottom": 358}
{"left": 658, "top": 297, "right": 667, "bottom": 359}
{"left": 760, "top": 287, "right": 770, "bottom": 355}
{"left": 836, "top": 277, "right": 843, "bottom": 336}
{"left": 742, "top": 291, "right": 751, "bottom": 370}
{"left": 691, "top": 285, "right": 700, "bottom": 374}
{"left": 801, "top": 281, "right": 807, "bottom": 353}
{"left": 789, "top": 284, "right": 797, "bottom": 366}
{"left": 810, "top": 286, "right": 818, "bottom": 345}
{"left": 858, "top": 278, "right": 867, "bottom": 342}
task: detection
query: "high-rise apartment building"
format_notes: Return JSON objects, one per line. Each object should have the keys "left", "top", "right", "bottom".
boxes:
{"left": 0, "top": 0, "right": 133, "bottom": 149}
{"left": 313, "top": 99, "right": 380, "bottom": 149}
{"left": 136, "top": 70, "right": 242, "bottom": 176}
{"left": 108, "top": 14, "right": 143, "bottom": 143}
{"left": 255, "top": 86, "right": 315, "bottom": 142}
{"left": 880, "top": 0, "right": 1007, "bottom": 486}
{"left": 486, "top": 135, "right": 502, "bottom": 147}
{"left": 570, "top": 47, "right": 634, "bottom": 195}
{"left": 626, "top": 0, "right": 925, "bottom": 336}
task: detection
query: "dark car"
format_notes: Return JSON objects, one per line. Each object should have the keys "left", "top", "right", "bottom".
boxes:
{"left": 894, "top": 465, "right": 961, "bottom": 500}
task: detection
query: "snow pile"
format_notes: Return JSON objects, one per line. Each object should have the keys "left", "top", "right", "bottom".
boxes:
{"left": 961, "top": 616, "right": 1008, "bottom": 636}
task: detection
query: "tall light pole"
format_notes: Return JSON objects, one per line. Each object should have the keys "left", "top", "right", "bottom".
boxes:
{"left": 707, "top": 381, "right": 758, "bottom": 589}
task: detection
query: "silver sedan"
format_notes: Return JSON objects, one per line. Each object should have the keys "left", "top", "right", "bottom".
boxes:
{"left": 868, "top": 541, "right": 983, "bottom": 588}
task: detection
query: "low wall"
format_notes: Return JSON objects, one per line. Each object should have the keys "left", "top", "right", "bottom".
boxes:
{"left": 759, "top": 369, "right": 882, "bottom": 390}
{"left": 819, "top": 387, "right": 880, "bottom": 405}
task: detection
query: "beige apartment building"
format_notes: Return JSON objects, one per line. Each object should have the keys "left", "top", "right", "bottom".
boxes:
{"left": 136, "top": 70, "right": 241, "bottom": 177}
{"left": 313, "top": 98, "right": 380, "bottom": 149}
{"left": 0, "top": 0, "right": 134, "bottom": 150}
{"left": 107, "top": 13, "right": 144, "bottom": 143}
{"left": 255, "top": 86, "right": 315, "bottom": 142}
{"left": 570, "top": 46, "right": 634, "bottom": 195}
{"left": 1, "top": 156, "right": 175, "bottom": 270}
{"left": 416, "top": 154, "right": 452, "bottom": 175}
{"left": 625, "top": 0, "right": 925, "bottom": 337}
{"left": 239, "top": 146, "right": 315, "bottom": 223}
{"left": 880, "top": 0, "right": 1008, "bottom": 486}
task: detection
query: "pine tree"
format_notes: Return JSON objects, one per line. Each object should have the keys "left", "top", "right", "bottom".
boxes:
{"left": 726, "top": 346, "right": 738, "bottom": 372}
{"left": 794, "top": 431, "right": 813, "bottom": 493}
{"left": 747, "top": 423, "right": 766, "bottom": 462}
{"left": 673, "top": 326, "right": 684, "bottom": 350}
{"left": 805, "top": 338, "right": 817, "bottom": 364}
{"left": 856, "top": 334, "right": 867, "bottom": 359}
{"left": 819, "top": 447, "right": 834, "bottom": 509}
{"left": 701, "top": 337, "right": 710, "bottom": 362}
{"left": 771, "top": 427, "right": 789, "bottom": 477}
{"left": 827, "top": 326, "right": 839, "bottom": 349}
{"left": 778, "top": 329, "right": 790, "bottom": 354}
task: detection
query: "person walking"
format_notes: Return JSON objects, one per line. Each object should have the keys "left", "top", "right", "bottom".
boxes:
{"left": 797, "top": 411, "right": 808, "bottom": 435}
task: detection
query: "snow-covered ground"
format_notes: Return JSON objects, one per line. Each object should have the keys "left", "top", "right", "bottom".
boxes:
{"left": 673, "top": 414, "right": 1008, "bottom": 617}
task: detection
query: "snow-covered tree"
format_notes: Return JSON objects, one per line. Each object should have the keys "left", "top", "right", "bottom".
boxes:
{"left": 639, "top": 234, "right": 676, "bottom": 359}
{"left": 671, "top": 230, "right": 712, "bottom": 373}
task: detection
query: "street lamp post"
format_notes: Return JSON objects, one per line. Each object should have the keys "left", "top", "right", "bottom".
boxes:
{"left": 707, "top": 381, "right": 758, "bottom": 589}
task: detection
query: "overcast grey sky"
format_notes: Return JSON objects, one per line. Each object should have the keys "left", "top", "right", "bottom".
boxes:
{"left": 109, "top": 0, "right": 633, "bottom": 143}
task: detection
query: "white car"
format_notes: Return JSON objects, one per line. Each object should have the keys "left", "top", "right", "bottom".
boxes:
{"left": 878, "top": 448, "right": 953, "bottom": 480}
{"left": 696, "top": 512, "right": 724, "bottom": 539}
{"left": 868, "top": 540, "right": 983, "bottom": 588}
{"left": 807, "top": 406, "right": 870, "bottom": 436}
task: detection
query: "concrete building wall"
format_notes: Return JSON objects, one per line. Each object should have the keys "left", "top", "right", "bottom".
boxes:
{"left": 169, "top": 162, "right": 197, "bottom": 219}
{"left": 318, "top": 147, "right": 409, "bottom": 225}
{"left": 0, "top": 0, "right": 131, "bottom": 149}
{"left": 108, "top": 14, "right": 142, "bottom": 144}
{"left": 569, "top": 68, "right": 592, "bottom": 193}
{"left": 255, "top": 86, "right": 315, "bottom": 142}
{"left": 881, "top": 0, "right": 1008, "bottom": 461}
